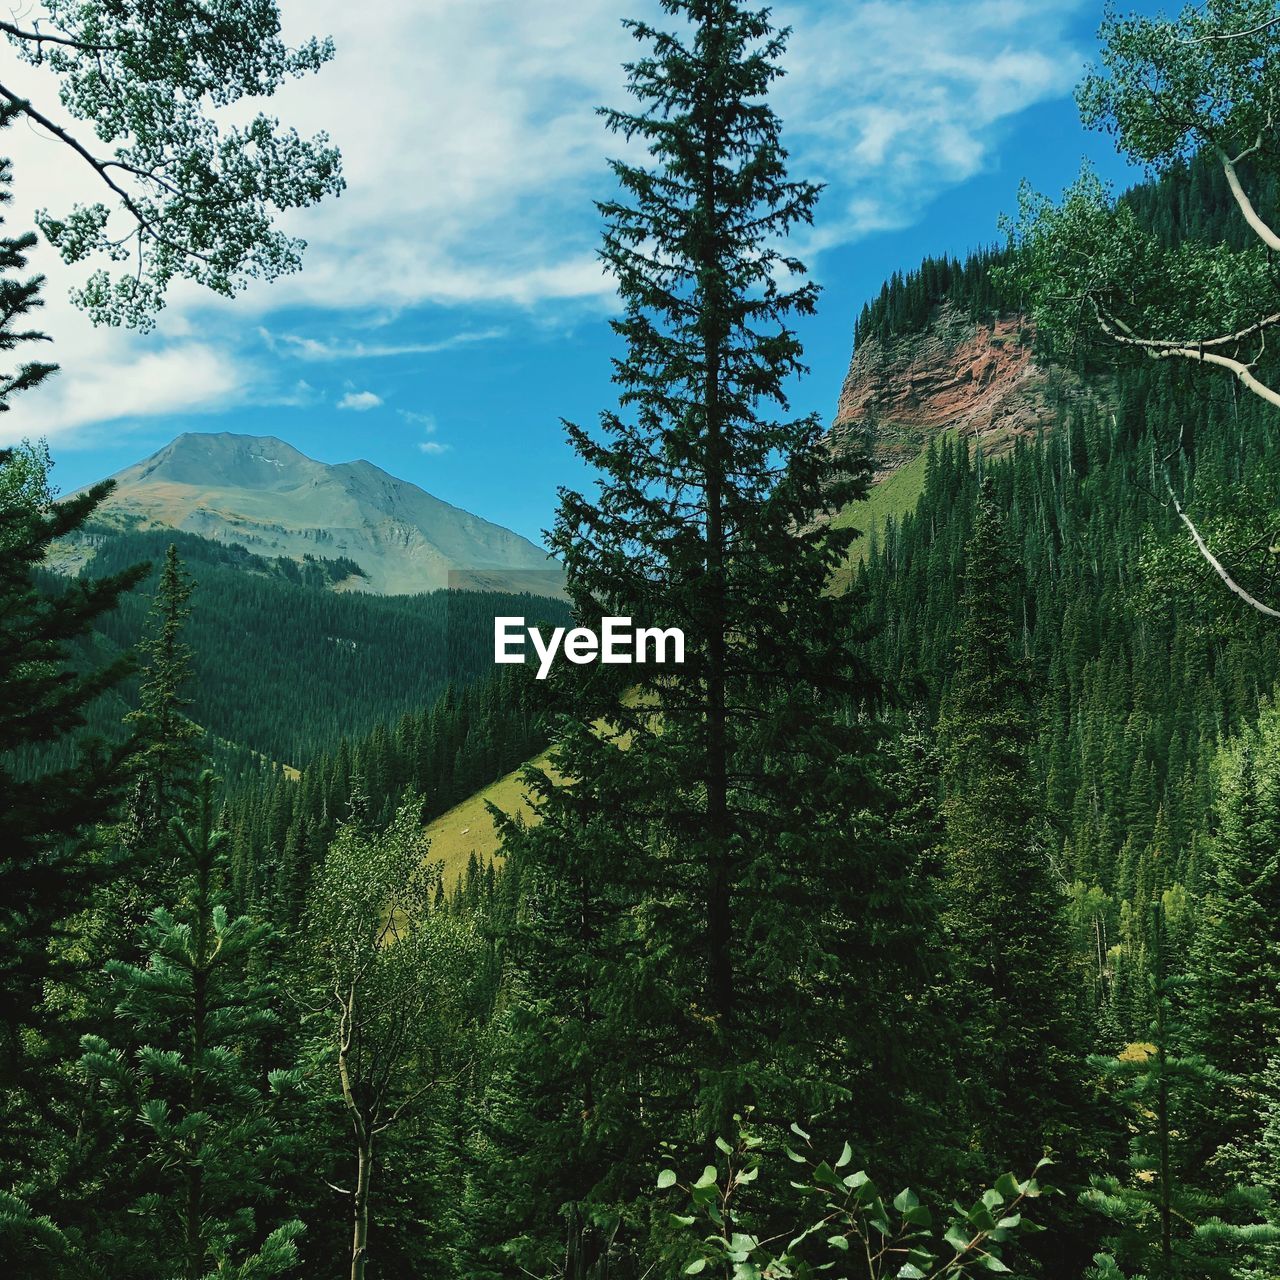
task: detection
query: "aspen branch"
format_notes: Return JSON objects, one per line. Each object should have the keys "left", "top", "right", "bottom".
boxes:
{"left": 1095, "top": 306, "right": 1280, "bottom": 410}
{"left": 1218, "top": 146, "right": 1280, "bottom": 252}
{"left": 0, "top": 82, "right": 219, "bottom": 268}
{"left": 1180, "top": 15, "right": 1280, "bottom": 43}
{"left": 0, "top": 18, "right": 119, "bottom": 51}
{"left": 1165, "top": 479, "right": 1280, "bottom": 620}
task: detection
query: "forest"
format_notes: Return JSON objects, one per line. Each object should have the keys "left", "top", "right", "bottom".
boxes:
{"left": 5, "top": 1, "right": 1280, "bottom": 1279}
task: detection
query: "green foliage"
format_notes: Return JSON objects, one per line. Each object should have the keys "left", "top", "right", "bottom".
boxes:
{"left": 658, "top": 1125, "right": 1054, "bottom": 1280}
{"left": 1002, "top": 0, "right": 1280, "bottom": 504}
{"left": 1076, "top": 1, "right": 1280, "bottom": 171}
{"left": 1084, "top": 902, "right": 1280, "bottom": 1279}
{"left": 0, "top": 1188, "right": 68, "bottom": 1278}
{"left": 938, "top": 480, "right": 1087, "bottom": 1178}
{"left": 80, "top": 772, "right": 304, "bottom": 1279}
{"left": 13, "top": 11, "right": 1280, "bottom": 1275}
{"left": 304, "top": 799, "right": 482, "bottom": 1280}
{"left": 486, "top": 6, "right": 936, "bottom": 1274}
{"left": 1186, "top": 701, "right": 1280, "bottom": 1205}
{"left": 27, "top": 523, "right": 571, "bottom": 775}
{"left": 123, "top": 544, "right": 204, "bottom": 849}
{"left": 0, "top": 177, "right": 145, "bottom": 1053}
{"left": 2, "top": 0, "right": 344, "bottom": 326}
{"left": 218, "top": 663, "right": 552, "bottom": 928}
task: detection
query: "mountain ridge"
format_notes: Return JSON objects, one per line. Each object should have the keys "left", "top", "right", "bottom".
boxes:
{"left": 84, "top": 431, "right": 565, "bottom": 597}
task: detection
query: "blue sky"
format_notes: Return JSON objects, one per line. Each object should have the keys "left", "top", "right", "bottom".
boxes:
{"left": 2, "top": 0, "right": 1163, "bottom": 547}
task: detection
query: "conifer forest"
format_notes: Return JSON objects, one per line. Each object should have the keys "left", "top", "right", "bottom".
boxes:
{"left": 7, "top": 1, "right": 1280, "bottom": 1277}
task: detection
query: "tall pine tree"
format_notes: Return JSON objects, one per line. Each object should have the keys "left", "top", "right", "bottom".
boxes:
{"left": 1190, "top": 703, "right": 1280, "bottom": 1190}
{"left": 495, "top": 2, "right": 923, "bottom": 1270}
{"left": 123, "top": 543, "right": 203, "bottom": 856}
{"left": 0, "top": 111, "right": 146, "bottom": 1069}
{"left": 939, "top": 479, "right": 1086, "bottom": 1175}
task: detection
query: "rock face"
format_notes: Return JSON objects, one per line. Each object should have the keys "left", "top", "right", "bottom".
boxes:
{"left": 829, "top": 303, "right": 1096, "bottom": 478}
{"left": 87, "top": 432, "right": 565, "bottom": 597}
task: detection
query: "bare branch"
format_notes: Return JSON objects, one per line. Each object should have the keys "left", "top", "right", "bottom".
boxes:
{"left": 0, "top": 18, "right": 119, "bottom": 51}
{"left": 1179, "top": 15, "right": 1280, "bottom": 44}
{"left": 1218, "top": 147, "right": 1280, "bottom": 252}
{"left": 1166, "top": 479, "right": 1280, "bottom": 620}
{"left": 1095, "top": 306, "right": 1280, "bottom": 410}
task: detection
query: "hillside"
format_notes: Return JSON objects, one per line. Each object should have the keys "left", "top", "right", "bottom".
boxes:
{"left": 830, "top": 302, "right": 1096, "bottom": 478}
{"left": 425, "top": 751, "right": 553, "bottom": 889}
{"left": 29, "top": 524, "right": 572, "bottom": 778}
{"left": 82, "top": 432, "right": 565, "bottom": 597}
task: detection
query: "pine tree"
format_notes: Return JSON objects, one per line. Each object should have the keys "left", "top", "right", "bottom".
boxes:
{"left": 938, "top": 478, "right": 1085, "bottom": 1172}
{"left": 124, "top": 544, "right": 204, "bottom": 853}
{"left": 1169, "top": 700, "right": 1280, "bottom": 1257}
{"left": 0, "top": 127, "right": 146, "bottom": 1063}
{"left": 497, "top": 0, "right": 917, "bottom": 1269}
{"left": 79, "top": 772, "right": 304, "bottom": 1279}
{"left": 1192, "top": 704, "right": 1280, "bottom": 1096}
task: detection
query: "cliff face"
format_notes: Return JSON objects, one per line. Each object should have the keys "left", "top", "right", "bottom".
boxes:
{"left": 829, "top": 302, "right": 1096, "bottom": 478}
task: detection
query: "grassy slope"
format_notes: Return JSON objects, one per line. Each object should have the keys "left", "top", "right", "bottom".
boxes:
{"left": 426, "top": 449, "right": 936, "bottom": 877}
{"left": 827, "top": 440, "right": 933, "bottom": 593}
{"left": 425, "top": 752, "right": 554, "bottom": 889}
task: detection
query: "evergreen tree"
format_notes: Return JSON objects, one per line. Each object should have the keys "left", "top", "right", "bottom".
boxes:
{"left": 938, "top": 479, "right": 1085, "bottom": 1173}
{"left": 495, "top": 1, "right": 920, "bottom": 1270}
{"left": 1192, "top": 703, "right": 1280, "bottom": 1086}
{"left": 0, "top": 131, "right": 146, "bottom": 1064}
{"left": 124, "top": 544, "right": 204, "bottom": 850}
{"left": 1085, "top": 901, "right": 1278, "bottom": 1280}
{"left": 79, "top": 772, "right": 304, "bottom": 1279}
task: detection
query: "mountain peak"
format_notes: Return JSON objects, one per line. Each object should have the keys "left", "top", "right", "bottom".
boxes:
{"left": 95, "top": 432, "right": 563, "bottom": 597}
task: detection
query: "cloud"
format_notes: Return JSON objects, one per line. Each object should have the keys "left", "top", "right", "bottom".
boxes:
{"left": 774, "top": 0, "right": 1086, "bottom": 247}
{"left": 0, "top": 328, "right": 242, "bottom": 442}
{"left": 402, "top": 410, "right": 445, "bottom": 452}
{"left": 259, "top": 326, "right": 506, "bottom": 362}
{"left": 14, "top": 0, "right": 1078, "bottom": 319}
{"left": 337, "top": 390, "right": 383, "bottom": 411}
{"left": 398, "top": 410, "right": 438, "bottom": 432}
{"left": 274, "top": 379, "right": 321, "bottom": 408}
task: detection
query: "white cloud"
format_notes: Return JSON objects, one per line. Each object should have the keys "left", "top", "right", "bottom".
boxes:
{"left": 419, "top": 440, "right": 450, "bottom": 455}
{"left": 775, "top": 0, "right": 1086, "bottom": 246}
{"left": 337, "top": 390, "right": 383, "bottom": 411}
{"left": 398, "top": 410, "right": 437, "bottom": 432}
{"left": 259, "top": 326, "right": 506, "bottom": 362}
{"left": 0, "top": 328, "right": 242, "bottom": 443}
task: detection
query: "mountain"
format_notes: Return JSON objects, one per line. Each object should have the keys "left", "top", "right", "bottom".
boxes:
{"left": 86, "top": 432, "right": 564, "bottom": 597}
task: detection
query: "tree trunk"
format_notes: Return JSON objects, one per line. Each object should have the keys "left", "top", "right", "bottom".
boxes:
{"left": 564, "top": 1202, "right": 618, "bottom": 1280}
{"left": 351, "top": 1137, "right": 373, "bottom": 1280}
{"left": 700, "top": 56, "right": 732, "bottom": 1037}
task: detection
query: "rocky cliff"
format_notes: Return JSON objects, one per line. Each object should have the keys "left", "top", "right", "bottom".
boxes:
{"left": 829, "top": 302, "right": 1098, "bottom": 479}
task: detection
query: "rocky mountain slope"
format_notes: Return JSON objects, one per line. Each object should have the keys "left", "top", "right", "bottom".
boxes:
{"left": 828, "top": 302, "right": 1098, "bottom": 479}
{"left": 83, "top": 432, "right": 563, "bottom": 597}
